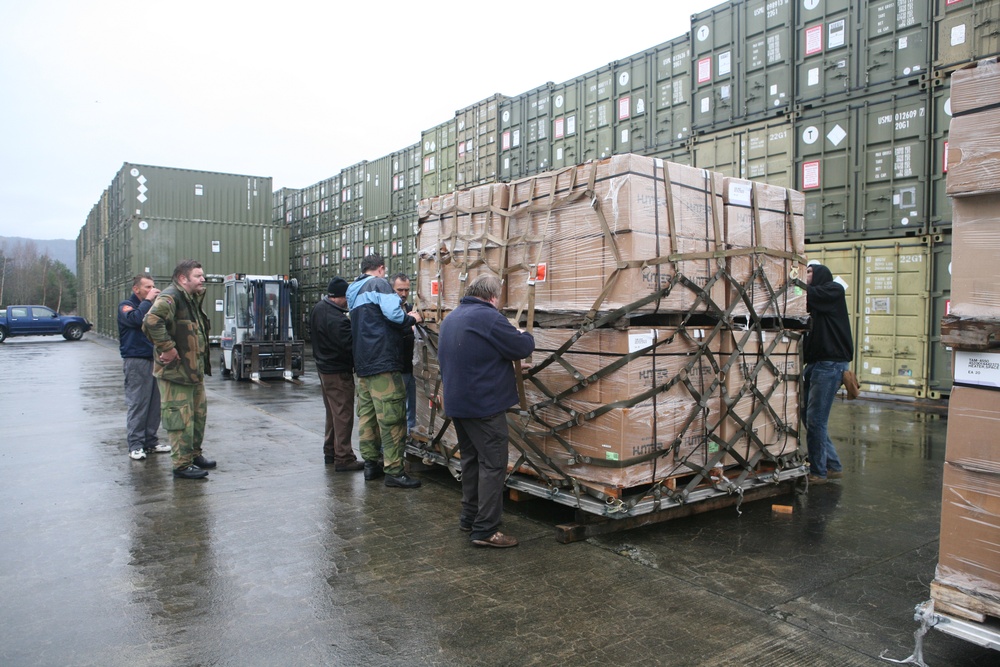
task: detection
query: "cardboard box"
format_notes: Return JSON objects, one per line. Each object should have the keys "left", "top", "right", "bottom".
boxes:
{"left": 936, "top": 385, "right": 1000, "bottom": 595}
{"left": 946, "top": 59, "right": 1000, "bottom": 197}
{"left": 504, "top": 154, "right": 726, "bottom": 317}
{"left": 416, "top": 183, "right": 509, "bottom": 311}
{"left": 718, "top": 330, "right": 801, "bottom": 463}
{"left": 722, "top": 178, "right": 807, "bottom": 320}
{"left": 949, "top": 194, "right": 1000, "bottom": 319}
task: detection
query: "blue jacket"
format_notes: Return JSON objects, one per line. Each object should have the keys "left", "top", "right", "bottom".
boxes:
{"left": 438, "top": 296, "right": 535, "bottom": 419}
{"left": 346, "top": 274, "right": 417, "bottom": 378}
{"left": 118, "top": 292, "right": 155, "bottom": 359}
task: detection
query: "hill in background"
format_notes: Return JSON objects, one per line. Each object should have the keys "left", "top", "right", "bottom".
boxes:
{"left": 0, "top": 236, "right": 76, "bottom": 274}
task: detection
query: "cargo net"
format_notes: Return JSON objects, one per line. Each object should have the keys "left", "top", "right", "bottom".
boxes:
{"left": 411, "top": 154, "right": 808, "bottom": 513}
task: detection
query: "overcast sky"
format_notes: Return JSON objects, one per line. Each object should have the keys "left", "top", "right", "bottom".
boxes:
{"left": 0, "top": 0, "right": 722, "bottom": 241}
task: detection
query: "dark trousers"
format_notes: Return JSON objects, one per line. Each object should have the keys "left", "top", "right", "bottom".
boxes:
{"left": 319, "top": 372, "right": 357, "bottom": 465}
{"left": 454, "top": 413, "right": 508, "bottom": 541}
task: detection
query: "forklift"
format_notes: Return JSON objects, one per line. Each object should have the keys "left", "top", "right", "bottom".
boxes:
{"left": 219, "top": 274, "right": 305, "bottom": 384}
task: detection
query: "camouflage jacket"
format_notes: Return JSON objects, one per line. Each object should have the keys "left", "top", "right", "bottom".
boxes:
{"left": 143, "top": 282, "right": 212, "bottom": 384}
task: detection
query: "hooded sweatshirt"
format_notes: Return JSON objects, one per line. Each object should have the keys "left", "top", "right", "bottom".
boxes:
{"left": 803, "top": 263, "right": 853, "bottom": 364}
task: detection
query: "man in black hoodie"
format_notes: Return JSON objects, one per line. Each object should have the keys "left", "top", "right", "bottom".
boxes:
{"left": 802, "top": 263, "right": 853, "bottom": 484}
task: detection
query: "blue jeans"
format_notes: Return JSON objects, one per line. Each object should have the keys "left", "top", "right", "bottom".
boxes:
{"left": 402, "top": 372, "right": 416, "bottom": 432}
{"left": 802, "top": 361, "right": 848, "bottom": 478}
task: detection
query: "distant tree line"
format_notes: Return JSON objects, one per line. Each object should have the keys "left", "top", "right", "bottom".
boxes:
{"left": 0, "top": 239, "right": 78, "bottom": 313}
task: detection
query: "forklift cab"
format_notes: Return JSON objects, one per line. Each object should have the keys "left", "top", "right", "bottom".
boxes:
{"left": 220, "top": 274, "right": 304, "bottom": 383}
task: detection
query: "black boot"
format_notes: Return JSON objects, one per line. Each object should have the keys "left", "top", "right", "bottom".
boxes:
{"left": 363, "top": 460, "right": 384, "bottom": 481}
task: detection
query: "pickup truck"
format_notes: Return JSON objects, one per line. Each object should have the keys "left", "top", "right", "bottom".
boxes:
{"left": 0, "top": 305, "right": 93, "bottom": 343}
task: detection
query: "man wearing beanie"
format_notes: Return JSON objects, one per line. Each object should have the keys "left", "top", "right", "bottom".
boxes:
{"left": 310, "top": 277, "right": 364, "bottom": 471}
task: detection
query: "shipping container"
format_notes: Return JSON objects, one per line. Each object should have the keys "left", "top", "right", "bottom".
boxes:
{"left": 420, "top": 119, "right": 457, "bottom": 199}
{"left": 742, "top": 0, "right": 796, "bottom": 118}
{"left": 111, "top": 163, "right": 272, "bottom": 228}
{"left": 691, "top": 1, "right": 739, "bottom": 132}
{"left": 499, "top": 94, "right": 524, "bottom": 181}
{"left": 933, "top": 0, "right": 1000, "bottom": 70}
{"left": 691, "top": 115, "right": 795, "bottom": 187}
{"left": 550, "top": 76, "right": 584, "bottom": 169}
{"left": 927, "top": 232, "right": 953, "bottom": 398}
{"left": 581, "top": 64, "right": 615, "bottom": 160}
{"left": 795, "top": 0, "right": 856, "bottom": 106}
{"left": 929, "top": 76, "right": 952, "bottom": 230}
{"left": 796, "top": 103, "right": 855, "bottom": 240}
{"left": 523, "top": 84, "right": 553, "bottom": 176}
{"left": 613, "top": 49, "right": 653, "bottom": 155}
{"left": 365, "top": 153, "right": 393, "bottom": 223}
{"left": 340, "top": 161, "right": 367, "bottom": 224}
{"left": 651, "top": 35, "right": 693, "bottom": 150}
{"left": 455, "top": 94, "right": 504, "bottom": 189}
{"left": 857, "top": 0, "right": 932, "bottom": 93}
{"left": 390, "top": 143, "right": 422, "bottom": 217}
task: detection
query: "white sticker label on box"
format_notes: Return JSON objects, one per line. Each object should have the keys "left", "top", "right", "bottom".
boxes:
{"left": 955, "top": 351, "right": 1000, "bottom": 389}
{"left": 728, "top": 181, "right": 753, "bottom": 206}
{"left": 629, "top": 331, "right": 655, "bottom": 354}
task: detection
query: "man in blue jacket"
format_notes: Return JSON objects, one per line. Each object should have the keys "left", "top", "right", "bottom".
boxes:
{"left": 347, "top": 254, "right": 423, "bottom": 488}
{"left": 438, "top": 275, "right": 535, "bottom": 548}
{"left": 118, "top": 273, "right": 169, "bottom": 460}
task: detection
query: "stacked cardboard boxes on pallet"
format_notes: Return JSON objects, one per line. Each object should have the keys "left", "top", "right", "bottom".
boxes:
{"left": 932, "top": 58, "right": 1000, "bottom": 625}
{"left": 411, "top": 153, "right": 807, "bottom": 512}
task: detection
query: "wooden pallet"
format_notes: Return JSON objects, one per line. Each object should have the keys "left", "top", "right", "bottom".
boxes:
{"left": 931, "top": 580, "right": 1000, "bottom": 624}
{"left": 940, "top": 314, "right": 1000, "bottom": 351}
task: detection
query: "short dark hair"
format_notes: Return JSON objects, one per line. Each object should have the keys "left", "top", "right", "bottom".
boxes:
{"left": 465, "top": 274, "right": 502, "bottom": 302}
{"left": 132, "top": 273, "right": 154, "bottom": 288}
{"left": 390, "top": 273, "right": 411, "bottom": 286}
{"left": 360, "top": 254, "right": 385, "bottom": 275}
{"left": 172, "top": 260, "right": 203, "bottom": 282}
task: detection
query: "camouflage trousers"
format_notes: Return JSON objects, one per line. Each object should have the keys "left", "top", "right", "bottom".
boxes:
{"left": 157, "top": 379, "right": 207, "bottom": 469}
{"left": 356, "top": 371, "right": 406, "bottom": 476}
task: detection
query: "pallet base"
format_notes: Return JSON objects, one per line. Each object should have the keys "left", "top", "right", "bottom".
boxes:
{"left": 930, "top": 581, "right": 1000, "bottom": 624}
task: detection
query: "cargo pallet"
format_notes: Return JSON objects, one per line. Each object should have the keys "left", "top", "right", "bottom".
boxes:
{"left": 888, "top": 601, "right": 1000, "bottom": 665}
{"left": 407, "top": 442, "right": 806, "bottom": 543}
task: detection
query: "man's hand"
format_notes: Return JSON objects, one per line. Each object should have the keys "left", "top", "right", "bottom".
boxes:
{"left": 146, "top": 288, "right": 161, "bottom": 302}
{"left": 411, "top": 310, "right": 423, "bottom": 325}
{"left": 159, "top": 348, "right": 179, "bottom": 365}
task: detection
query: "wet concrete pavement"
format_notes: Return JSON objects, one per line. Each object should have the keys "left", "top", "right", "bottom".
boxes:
{"left": 0, "top": 335, "right": 995, "bottom": 666}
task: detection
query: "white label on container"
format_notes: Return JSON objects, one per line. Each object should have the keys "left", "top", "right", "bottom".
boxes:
{"left": 215, "top": 300, "right": 224, "bottom": 312}
{"left": 871, "top": 367, "right": 882, "bottom": 376}
{"left": 697, "top": 57, "right": 712, "bottom": 83}
{"left": 619, "top": 71, "right": 629, "bottom": 86}
{"left": 955, "top": 351, "right": 1000, "bottom": 389}
{"left": 802, "top": 125, "right": 820, "bottom": 144}
{"left": 556, "top": 147, "right": 564, "bottom": 160}
{"left": 828, "top": 124, "right": 847, "bottom": 146}
{"left": 951, "top": 24, "right": 967, "bottom": 46}
{"left": 899, "top": 36, "right": 908, "bottom": 49}
{"left": 697, "top": 25, "right": 710, "bottom": 42}
{"left": 721, "top": 85, "right": 731, "bottom": 99}
{"left": 728, "top": 180, "right": 753, "bottom": 206}
{"left": 212, "top": 241, "right": 221, "bottom": 253}
{"left": 718, "top": 51, "right": 732, "bottom": 76}
{"left": 829, "top": 19, "right": 846, "bottom": 49}
{"left": 770, "top": 84, "right": 779, "bottom": 96}
{"left": 805, "top": 25, "right": 823, "bottom": 55}
{"left": 802, "top": 161, "right": 821, "bottom": 189}
{"left": 555, "top": 94, "right": 563, "bottom": 109}
{"left": 701, "top": 97, "right": 711, "bottom": 113}
{"left": 138, "top": 220, "right": 148, "bottom": 230}
{"left": 804, "top": 0, "right": 820, "bottom": 10}
{"left": 808, "top": 67, "right": 820, "bottom": 86}
{"left": 566, "top": 115, "right": 576, "bottom": 134}
{"left": 629, "top": 331, "right": 656, "bottom": 353}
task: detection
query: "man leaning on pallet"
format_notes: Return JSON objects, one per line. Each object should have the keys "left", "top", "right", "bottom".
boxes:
{"left": 347, "top": 254, "right": 423, "bottom": 488}
{"left": 438, "top": 274, "right": 535, "bottom": 548}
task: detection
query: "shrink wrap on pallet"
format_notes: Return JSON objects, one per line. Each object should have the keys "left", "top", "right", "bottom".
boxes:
{"left": 946, "top": 58, "right": 1000, "bottom": 198}
{"left": 949, "top": 193, "right": 1000, "bottom": 319}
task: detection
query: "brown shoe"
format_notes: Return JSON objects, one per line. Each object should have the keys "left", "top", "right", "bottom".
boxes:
{"left": 827, "top": 470, "right": 843, "bottom": 479}
{"left": 471, "top": 531, "right": 518, "bottom": 548}
{"left": 807, "top": 474, "right": 828, "bottom": 485}
{"left": 334, "top": 461, "right": 365, "bottom": 472}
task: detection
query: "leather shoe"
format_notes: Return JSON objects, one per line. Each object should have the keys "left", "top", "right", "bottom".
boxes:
{"left": 827, "top": 470, "right": 843, "bottom": 479}
{"left": 173, "top": 465, "right": 208, "bottom": 480}
{"left": 334, "top": 461, "right": 365, "bottom": 472}
{"left": 807, "top": 474, "right": 828, "bottom": 485}
{"left": 384, "top": 472, "right": 421, "bottom": 488}
{"left": 363, "top": 460, "right": 384, "bottom": 481}
{"left": 471, "top": 531, "right": 518, "bottom": 548}
{"left": 192, "top": 455, "right": 217, "bottom": 469}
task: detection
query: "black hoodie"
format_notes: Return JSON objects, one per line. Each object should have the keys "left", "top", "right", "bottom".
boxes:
{"left": 804, "top": 264, "right": 853, "bottom": 364}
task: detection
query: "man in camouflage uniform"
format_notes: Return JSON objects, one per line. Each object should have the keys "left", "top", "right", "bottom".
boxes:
{"left": 142, "top": 259, "right": 216, "bottom": 480}
{"left": 346, "top": 254, "right": 423, "bottom": 488}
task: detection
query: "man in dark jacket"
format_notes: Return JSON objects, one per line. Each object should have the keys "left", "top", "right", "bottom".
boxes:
{"left": 438, "top": 274, "right": 535, "bottom": 548}
{"left": 802, "top": 262, "right": 853, "bottom": 484}
{"left": 346, "top": 254, "right": 423, "bottom": 488}
{"left": 390, "top": 273, "right": 417, "bottom": 435}
{"left": 310, "top": 277, "right": 363, "bottom": 471}
{"left": 118, "top": 273, "right": 169, "bottom": 460}
{"left": 143, "top": 260, "right": 215, "bottom": 480}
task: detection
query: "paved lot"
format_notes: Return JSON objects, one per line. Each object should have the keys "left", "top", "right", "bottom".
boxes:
{"left": 0, "top": 334, "right": 994, "bottom": 666}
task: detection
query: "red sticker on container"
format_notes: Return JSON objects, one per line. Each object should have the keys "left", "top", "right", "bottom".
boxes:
{"left": 618, "top": 97, "right": 630, "bottom": 120}
{"left": 554, "top": 117, "right": 565, "bottom": 139}
{"left": 805, "top": 25, "right": 823, "bottom": 55}
{"left": 802, "top": 161, "right": 821, "bottom": 190}
{"left": 697, "top": 57, "right": 712, "bottom": 84}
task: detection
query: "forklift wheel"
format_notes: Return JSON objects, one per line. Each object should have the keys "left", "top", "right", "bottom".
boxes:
{"left": 220, "top": 353, "right": 231, "bottom": 377}
{"left": 233, "top": 349, "right": 243, "bottom": 382}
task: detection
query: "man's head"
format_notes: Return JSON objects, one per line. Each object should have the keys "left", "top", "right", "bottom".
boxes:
{"left": 465, "top": 274, "right": 502, "bottom": 307}
{"left": 131, "top": 273, "right": 155, "bottom": 300}
{"left": 327, "top": 277, "right": 349, "bottom": 306}
{"left": 360, "top": 254, "right": 386, "bottom": 277}
{"left": 173, "top": 259, "right": 206, "bottom": 295}
{"left": 390, "top": 273, "right": 411, "bottom": 303}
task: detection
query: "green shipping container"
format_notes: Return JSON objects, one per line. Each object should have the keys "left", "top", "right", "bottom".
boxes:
{"left": 613, "top": 49, "right": 653, "bottom": 155}
{"left": 691, "top": 116, "right": 794, "bottom": 187}
{"left": 499, "top": 94, "right": 524, "bottom": 181}
{"left": 857, "top": 0, "right": 932, "bottom": 93}
{"left": 930, "top": 79, "right": 952, "bottom": 230}
{"left": 927, "top": 232, "right": 953, "bottom": 398}
{"left": 795, "top": 0, "right": 856, "bottom": 106}
{"left": 651, "top": 35, "right": 692, "bottom": 150}
{"left": 391, "top": 143, "right": 422, "bottom": 217}
{"left": 933, "top": 0, "right": 1000, "bottom": 69}
{"left": 366, "top": 153, "right": 393, "bottom": 223}
{"left": 742, "top": 0, "right": 795, "bottom": 118}
{"left": 581, "top": 64, "right": 614, "bottom": 160}
{"left": 523, "top": 85, "right": 553, "bottom": 176}
{"left": 420, "top": 119, "right": 457, "bottom": 199}
{"left": 550, "top": 76, "right": 583, "bottom": 169}
{"left": 796, "top": 104, "right": 855, "bottom": 240}
{"left": 691, "top": 2, "right": 738, "bottom": 132}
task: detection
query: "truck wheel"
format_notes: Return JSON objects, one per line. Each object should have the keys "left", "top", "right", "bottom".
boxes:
{"left": 220, "top": 352, "right": 232, "bottom": 377}
{"left": 63, "top": 324, "right": 84, "bottom": 341}
{"left": 0, "top": 326, "right": 7, "bottom": 343}
{"left": 233, "top": 349, "right": 243, "bottom": 382}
